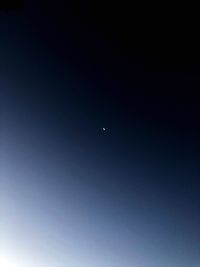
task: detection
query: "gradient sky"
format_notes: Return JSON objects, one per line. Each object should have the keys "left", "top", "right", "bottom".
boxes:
{"left": 1, "top": 4, "right": 200, "bottom": 267}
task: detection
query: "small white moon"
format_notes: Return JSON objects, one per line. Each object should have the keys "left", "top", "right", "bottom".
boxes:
{"left": 102, "top": 127, "right": 106, "bottom": 131}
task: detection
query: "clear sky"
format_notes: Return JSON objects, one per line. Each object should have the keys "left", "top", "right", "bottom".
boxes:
{"left": 1, "top": 4, "right": 200, "bottom": 267}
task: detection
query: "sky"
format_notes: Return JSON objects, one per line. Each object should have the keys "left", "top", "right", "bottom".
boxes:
{"left": 1, "top": 2, "right": 200, "bottom": 267}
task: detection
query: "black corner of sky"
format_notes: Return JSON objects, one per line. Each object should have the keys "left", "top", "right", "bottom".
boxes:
{"left": 0, "top": 0, "right": 24, "bottom": 11}
{"left": 2, "top": 1, "right": 200, "bottom": 135}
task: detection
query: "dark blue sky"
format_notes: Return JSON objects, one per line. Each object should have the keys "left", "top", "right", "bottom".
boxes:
{"left": 1, "top": 3, "right": 200, "bottom": 267}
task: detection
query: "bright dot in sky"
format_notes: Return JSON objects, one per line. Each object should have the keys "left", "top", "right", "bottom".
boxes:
{"left": 102, "top": 127, "right": 106, "bottom": 131}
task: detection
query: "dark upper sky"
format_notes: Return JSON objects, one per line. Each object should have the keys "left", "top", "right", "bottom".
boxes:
{"left": 1, "top": 2, "right": 200, "bottom": 267}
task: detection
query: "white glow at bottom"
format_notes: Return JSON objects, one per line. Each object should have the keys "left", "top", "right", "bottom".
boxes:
{"left": 0, "top": 251, "right": 23, "bottom": 267}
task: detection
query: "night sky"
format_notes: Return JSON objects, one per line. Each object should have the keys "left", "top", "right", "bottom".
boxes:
{"left": 1, "top": 2, "right": 200, "bottom": 267}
